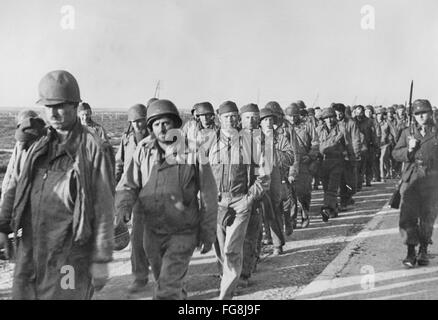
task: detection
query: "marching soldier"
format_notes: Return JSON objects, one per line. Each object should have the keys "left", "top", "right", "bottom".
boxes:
{"left": 240, "top": 103, "right": 263, "bottom": 286}
{"left": 355, "top": 105, "right": 379, "bottom": 189}
{"left": 1, "top": 110, "right": 46, "bottom": 200}
{"left": 259, "top": 107, "right": 293, "bottom": 252}
{"left": 115, "top": 99, "right": 218, "bottom": 299}
{"left": 266, "top": 101, "right": 300, "bottom": 232}
{"left": 332, "top": 103, "right": 362, "bottom": 211}
{"left": 287, "top": 103, "right": 319, "bottom": 227}
{"left": 316, "top": 107, "right": 348, "bottom": 220}
{"left": 115, "top": 103, "right": 151, "bottom": 294}
{"left": 182, "top": 102, "right": 219, "bottom": 162}
{"left": 392, "top": 99, "right": 438, "bottom": 268}
{"left": 0, "top": 70, "right": 115, "bottom": 299}
{"left": 375, "top": 107, "right": 395, "bottom": 181}
{"left": 77, "top": 102, "right": 110, "bottom": 143}
{"left": 210, "top": 101, "right": 270, "bottom": 299}
{"left": 387, "top": 105, "right": 401, "bottom": 178}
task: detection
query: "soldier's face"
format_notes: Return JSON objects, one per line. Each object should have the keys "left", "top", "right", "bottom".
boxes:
{"left": 291, "top": 115, "right": 301, "bottom": 125}
{"left": 414, "top": 112, "right": 432, "bottom": 127}
{"left": 387, "top": 112, "right": 394, "bottom": 120}
{"left": 220, "top": 112, "right": 239, "bottom": 130}
{"left": 324, "top": 116, "right": 336, "bottom": 127}
{"left": 78, "top": 109, "right": 92, "bottom": 125}
{"left": 376, "top": 113, "right": 384, "bottom": 121}
{"left": 45, "top": 103, "right": 77, "bottom": 131}
{"left": 365, "top": 109, "right": 373, "bottom": 118}
{"left": 397, "top": 109, "right": 405, "bottom": 117}
{"left": 241, "top": 112, "right": 260, "bottom": 130}
{"left": 357, "top": 109, "right": 365, "bottom": 120}
{"left": 197, "top": 113, "right": 215, "bottom": 128}
{"left": 131, "top": 118, "right": 147, "bottom": 133}
{"left": 152, "top": 117, "right": 175, "bottom": 143}
{"left": 260, "top": 116, "right": 274, "bottom": 132}
{"left": 335, "top": 111, "right": 344, "bottom": 121}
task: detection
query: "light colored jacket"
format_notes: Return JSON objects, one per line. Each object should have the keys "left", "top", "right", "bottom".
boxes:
{"left": 115, "top": 136, "right": 218, "bottom": 244}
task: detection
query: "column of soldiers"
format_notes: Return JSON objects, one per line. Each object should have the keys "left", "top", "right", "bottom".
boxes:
{"left": 0, "top": 69, "right": 437, "bottom": 300}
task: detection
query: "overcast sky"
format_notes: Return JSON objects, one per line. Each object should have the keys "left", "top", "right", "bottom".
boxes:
{"left": 1, "top": 0, "right": 438, "bottom": 110}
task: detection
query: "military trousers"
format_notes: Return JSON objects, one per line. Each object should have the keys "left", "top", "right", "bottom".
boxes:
{"left": 339, "top": 160, "right": 358, "bottom": 205}
{"left": 241, "top": 203, "right": 263, "bottom": 279}
{"left": 358, "top": 148, "right": 374, "bottom": 187}
{"left": 214, "top": 198, "right": 251, "bottom": 300}
{"left": 266, "top": 166, "right": 286, "bottom": 245}
{"left": 379, "top": 144, "right": 391, "bottom": 180}
{"left": 320, "top": 159, "right": 343, "bottom": 212}
{"left": 131, "top": 201, "right": 150, "bottom": 282}
{"left": 295, "top": 163, "right": 313, "bottom": 212}
{"left": 144, "top": 228, "right": 197, "bottom": 300}
{"left": 399, "top": 172, "right": 438, "bottom": 246}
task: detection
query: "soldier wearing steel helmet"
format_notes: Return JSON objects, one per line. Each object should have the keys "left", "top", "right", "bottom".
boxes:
{"left": 115, "top": 99, "right": 218, "bottom": 299}
{"left": 258, "top": 107, "right": 292, "bottom": 251}
{"left": 239, "top": 103, "right": 264, "bottom": 287}
{"left": 265, "top": 101, "right": 300, "bottom": 232}
{"left": 0, "top": 70, "right": 115, "bottom": 299}
{"left": 375, "top": 107, "right": 395, "bottom": 181}
{"left": 332, "top": 103, "right": 362, "bottom": 211}
{"left": 114, "top": 103, "right": 151, "bottom": 294}
{"left": 77, "top": 102, "right": 110, "bottom": 143}
{"left": 1, "top": 110, "right": 46, "bottom": 226}
{"left": 209, "top": 101, "right": 270, "bottom": 299}
{"left": 182, "top": 102, "right": 219, "bottom": 163}
{"left": 316, "top": 107, "right": 351, "bottom": 221}
{"left": 355, "top": 105, "right": 379, "bottom": 189}
{"left": 287, "top": 103, "right": 319, "bottom": 227}
{"left": 392, "top": 99, "right": 438, "bottom": 268}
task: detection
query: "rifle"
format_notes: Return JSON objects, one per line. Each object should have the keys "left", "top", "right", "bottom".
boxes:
{"left": 388, "top": 80, "right": 413, "bottom": 209}
{"left": 408, "top": 80, "right": 414, "bottom": 134}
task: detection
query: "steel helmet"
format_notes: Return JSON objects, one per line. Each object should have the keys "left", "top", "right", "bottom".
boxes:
{"left": 147, "top": 97, "right": 158, "bottom": 108}
{"left": 259, "top": 107, "right": 276, "bottom": 121}
{"left": 77, "top": 102, "right": 91, "bottom": 112}
{"left": 296, "top": 100, "right": 307, "bottom": 109}
{"left": 412, "top": 99, "right": 432, "bottom": 114}
{"left": 128, "top": 104, "right": 147, "bottom": 122}
{"left": 285, "top": 103, "right": 301, "bottom": 116}
{"left": 194, "top": 102, "right": 215, "bottom": 115}
{"left": 37, "top": 70, "right": 81, "bottom": 105}
{"left": 320, "top": 107, "right": 336, "bottom": 119}
{"left": 114, "top": 222, "right": 130, "bottom": 251}
{"left": 265, "top": 101, "right": 284, "bottom": 117}
{"left": 332, "top": 103, "right": 346, "bottom": 114}
{"left": 146, "top": 99, "right": 182, "bottom": 128}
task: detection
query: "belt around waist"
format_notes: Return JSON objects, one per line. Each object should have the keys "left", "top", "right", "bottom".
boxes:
{"left": 218, "top": 192, "right": 245, "bottom": 201}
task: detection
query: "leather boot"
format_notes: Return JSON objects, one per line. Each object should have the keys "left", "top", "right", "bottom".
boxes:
{"left": 402, "top": 244, "right": 417, "bottom": 268}
{"left": 417, "top": 245, "right": 429, "bottom": 266}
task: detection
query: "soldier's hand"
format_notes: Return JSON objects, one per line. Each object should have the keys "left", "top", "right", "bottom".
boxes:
{"left": 117, "top": 209, "right": 131, "bottom": 224}
{"left": 408, "top": 136, "right": 419, "bottom": 152}
{"left": 0, "top": 233, "right": 10, "bottom": 260}
{"left": 199, "top": 241, "right": 213, "bottom": 254}
{"left": 90, "top": 262, "right": 109, "bottom": 292}
{"left": 288, "top": 176, "right": 296, "bottom": 184}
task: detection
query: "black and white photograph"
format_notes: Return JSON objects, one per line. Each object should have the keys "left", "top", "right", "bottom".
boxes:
{"left": 1, "top": 0, "right": 438, "bottom": 304}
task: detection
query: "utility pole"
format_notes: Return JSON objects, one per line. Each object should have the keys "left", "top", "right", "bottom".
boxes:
{"left": 154, "top": 80, "right": 161, "bottom": 99}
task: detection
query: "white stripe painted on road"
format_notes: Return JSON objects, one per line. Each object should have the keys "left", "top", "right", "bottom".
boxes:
{"left": 309, "top": 275, "right": 438, "bottom": 300}
{"left": 368, "top": 289, "right": 433, "bottom": 300}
